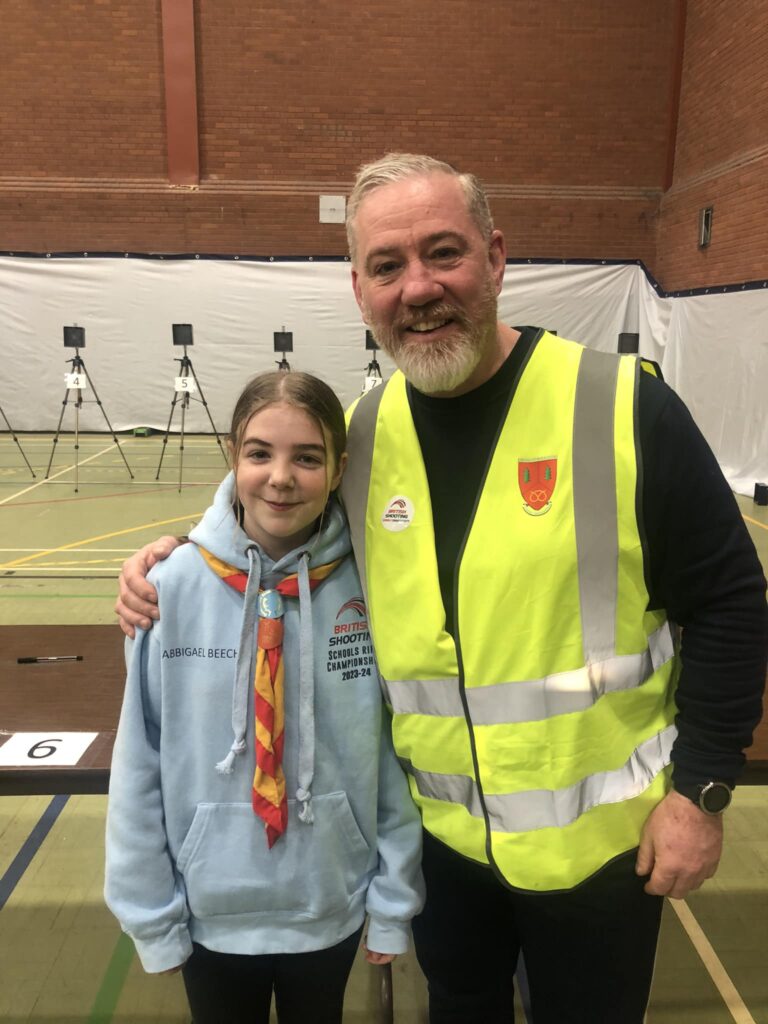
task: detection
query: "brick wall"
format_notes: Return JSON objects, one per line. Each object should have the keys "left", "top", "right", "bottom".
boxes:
{"left": 195, "top": 0, "right": 674, "bottom": 187}
{"left": 0, "top": 0, "right": 165, "bottom": 179}
{"left": 0, "top": 0, "right": 686, "bottom": 280}
{"left": 0, "top": 188, "right": 661, "bottom": 268}
{"left": 657, "top": 0, "right": 768, "bottom": 290}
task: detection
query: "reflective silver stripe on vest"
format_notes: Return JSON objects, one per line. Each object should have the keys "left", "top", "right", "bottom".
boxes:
{"left": 400, "top": 724, "right": 676, "bottom": 834}
{"left": 383, "top": 622, "right": 674, "bottom": 723}
{"left": 573, "top": 347, "right": 621, "bottom": 661}
{"left": 341, "top": 384, "right": 387, "bottom": 609}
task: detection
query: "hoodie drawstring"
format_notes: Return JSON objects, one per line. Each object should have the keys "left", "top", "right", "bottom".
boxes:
{"left": 215, "top": 545, "right": 261, "bottom": 775}
{"left": 295, "top": 552, "right": 315, "bottom": 824}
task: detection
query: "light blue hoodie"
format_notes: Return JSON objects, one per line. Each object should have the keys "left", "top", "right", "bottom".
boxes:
{"left": 105, "top": 474, "right": 424, "bottom": 974}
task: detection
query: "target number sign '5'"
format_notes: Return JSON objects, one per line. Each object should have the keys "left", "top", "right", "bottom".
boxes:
{"left": 174, "top": 376, "right": 197, "bottom": 393}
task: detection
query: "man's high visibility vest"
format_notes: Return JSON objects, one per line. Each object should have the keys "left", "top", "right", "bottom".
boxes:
{"left": 342, "top": 331, "right": 679, "bottom": 892}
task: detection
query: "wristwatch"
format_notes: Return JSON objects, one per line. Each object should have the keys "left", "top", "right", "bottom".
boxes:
{"left": 674, "top": 781, "right": 733, "bottom": 815}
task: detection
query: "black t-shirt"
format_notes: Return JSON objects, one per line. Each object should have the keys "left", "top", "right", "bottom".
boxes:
{"left": 407, "top": 327, "right": 767, "bottom": 787}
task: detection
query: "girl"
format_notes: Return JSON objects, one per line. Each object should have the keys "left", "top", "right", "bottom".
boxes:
{"left": 105, "top": 372, "right": 424, "bottom": 1024}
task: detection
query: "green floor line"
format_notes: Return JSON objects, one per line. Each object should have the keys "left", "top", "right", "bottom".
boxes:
{"left": 88, "top": 930, "right": 135, "bottom": 1023}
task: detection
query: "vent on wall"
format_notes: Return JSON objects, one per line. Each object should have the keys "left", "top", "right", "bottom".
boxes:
{"left": 698, "top": 206, "right": 713, "bottom": 249}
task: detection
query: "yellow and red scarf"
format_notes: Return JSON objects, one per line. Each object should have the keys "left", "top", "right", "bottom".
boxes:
{"left": 199, "top": 547, "right": 341, "bottom": 847}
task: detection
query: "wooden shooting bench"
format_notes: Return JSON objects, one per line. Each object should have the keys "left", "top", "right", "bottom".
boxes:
{"left": 0, "top": 624, "right": 125, "bottom": 795}
{"left": 1, "top": 624, "right": 767, "bottom": 795}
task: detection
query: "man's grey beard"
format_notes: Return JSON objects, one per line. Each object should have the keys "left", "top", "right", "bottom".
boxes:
{"left": 366, "top": 288, "right": 498, "bottom": 395}
{"left": 389, "top": 326, "right": 484, "bottom": 394}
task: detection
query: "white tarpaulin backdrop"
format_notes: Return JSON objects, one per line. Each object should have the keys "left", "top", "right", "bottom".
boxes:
{"left": 0, "top": 256, "right": 765, "bottom": 494}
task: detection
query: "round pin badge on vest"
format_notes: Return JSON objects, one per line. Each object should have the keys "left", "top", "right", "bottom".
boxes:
{"left": 381, "top": 495, "right": 415, "bottom": 532}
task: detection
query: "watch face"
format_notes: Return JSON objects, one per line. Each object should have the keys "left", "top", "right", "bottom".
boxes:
{"left": 700, "top": 782, "right": 732, "bottom": 814}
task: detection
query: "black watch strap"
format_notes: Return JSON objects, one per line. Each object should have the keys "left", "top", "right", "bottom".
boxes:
{"left": 674, "top": 781, "right": 732, "bottom": 815}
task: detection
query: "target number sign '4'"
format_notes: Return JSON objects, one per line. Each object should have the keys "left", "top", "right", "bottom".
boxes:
{"left": 0, "top": 732, "right": 98, "bottom": 767}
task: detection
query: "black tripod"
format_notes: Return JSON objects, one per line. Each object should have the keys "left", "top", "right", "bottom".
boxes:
{"left": 155, "top": 346, "right": 228, "bottom": 491}
{"left": 362, "top": 352, "right": 383, "bottom": 394}
{"left": 362, "top": 329, "right": 383, "bottom": 394}
{"left": 0, "top": 403, "right": 36, "bottom": 477}
{"left": 45, "top": 351, "right": 133, "bottom": 492}
{"left": 273, "top": 328, "right": 293, "bottom": 372}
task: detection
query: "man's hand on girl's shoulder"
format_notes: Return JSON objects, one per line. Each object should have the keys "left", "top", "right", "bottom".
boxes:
{"left": 115, "top": 536, "right": 182, "bottom": 637}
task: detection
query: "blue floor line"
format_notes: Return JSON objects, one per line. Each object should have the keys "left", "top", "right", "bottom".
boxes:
{"left": 0, "top": 793, "right": 69, "bottom": 910}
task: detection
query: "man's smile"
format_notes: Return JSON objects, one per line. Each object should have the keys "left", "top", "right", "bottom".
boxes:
{"left": 407, "top": 317, "right": 454, "bottom": 334}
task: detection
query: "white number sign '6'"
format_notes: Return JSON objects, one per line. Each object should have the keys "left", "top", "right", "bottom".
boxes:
{"left": 0, "top": 732, "right": 98, "bottom": 767}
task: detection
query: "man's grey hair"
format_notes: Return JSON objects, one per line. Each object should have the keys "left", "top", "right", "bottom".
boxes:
{"left": 346, "top": 153, "right": 494, "bottom": 263}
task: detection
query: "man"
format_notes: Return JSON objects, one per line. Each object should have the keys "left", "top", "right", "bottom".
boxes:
{"left": 117, "top": 154, "right": 767, "bottom": 1023}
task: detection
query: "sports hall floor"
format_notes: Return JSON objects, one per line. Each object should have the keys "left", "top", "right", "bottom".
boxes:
{"left": 1, "top": 431, "right": 767, "bottom": 1023}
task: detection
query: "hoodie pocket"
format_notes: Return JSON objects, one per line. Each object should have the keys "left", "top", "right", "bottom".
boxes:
{"left": 176, "top": 792, "right": 372, "bottom": 920}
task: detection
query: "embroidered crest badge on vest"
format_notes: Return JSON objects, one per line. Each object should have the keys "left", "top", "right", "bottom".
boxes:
{"left": 519, "top": 458, "right": 557, "bottom": 516}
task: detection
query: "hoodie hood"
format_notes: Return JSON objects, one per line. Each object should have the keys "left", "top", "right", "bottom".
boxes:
{"left": 188, "top": 472, "right": 350, "bottom": 829}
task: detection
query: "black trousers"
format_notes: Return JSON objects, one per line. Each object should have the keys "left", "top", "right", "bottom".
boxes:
{"left": 411, "top": 830, "right": 663, "bottom": 1024}
{"left": 181, "top": 925, "right": 363, "bottom": 1024}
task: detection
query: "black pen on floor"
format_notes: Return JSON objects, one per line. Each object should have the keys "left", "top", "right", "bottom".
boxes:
{"left": 17, "top": 655, "right": 84, "bottom": 664}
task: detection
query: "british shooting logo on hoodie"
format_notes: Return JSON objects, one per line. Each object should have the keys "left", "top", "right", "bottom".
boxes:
{"left": 326, "top": 597, "right": 376, "bottom": 680}
{"left": 519, "top": 457, "right": 557, "bottom": 516}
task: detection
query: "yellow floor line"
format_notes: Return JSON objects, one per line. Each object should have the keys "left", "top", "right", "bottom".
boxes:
{"left": 0, "top": 442, "right": 118, "bottom": 506}
{"left": 3, "top": 566, "right": 119, "bottom": 572}
{"left": 15, "top": 557, "right": 126, "bottom": 566}
{"left": 670, "top": 899, "right": 756, "bottom": 1024}
{"left": 0, "top": 547, "right": 137, "bottom": 553}
{"left": 742, "top": 513, "right": 767, "bottom": 531}
{"left": 0, "top": 513, "right": 201, "bottom": 568}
